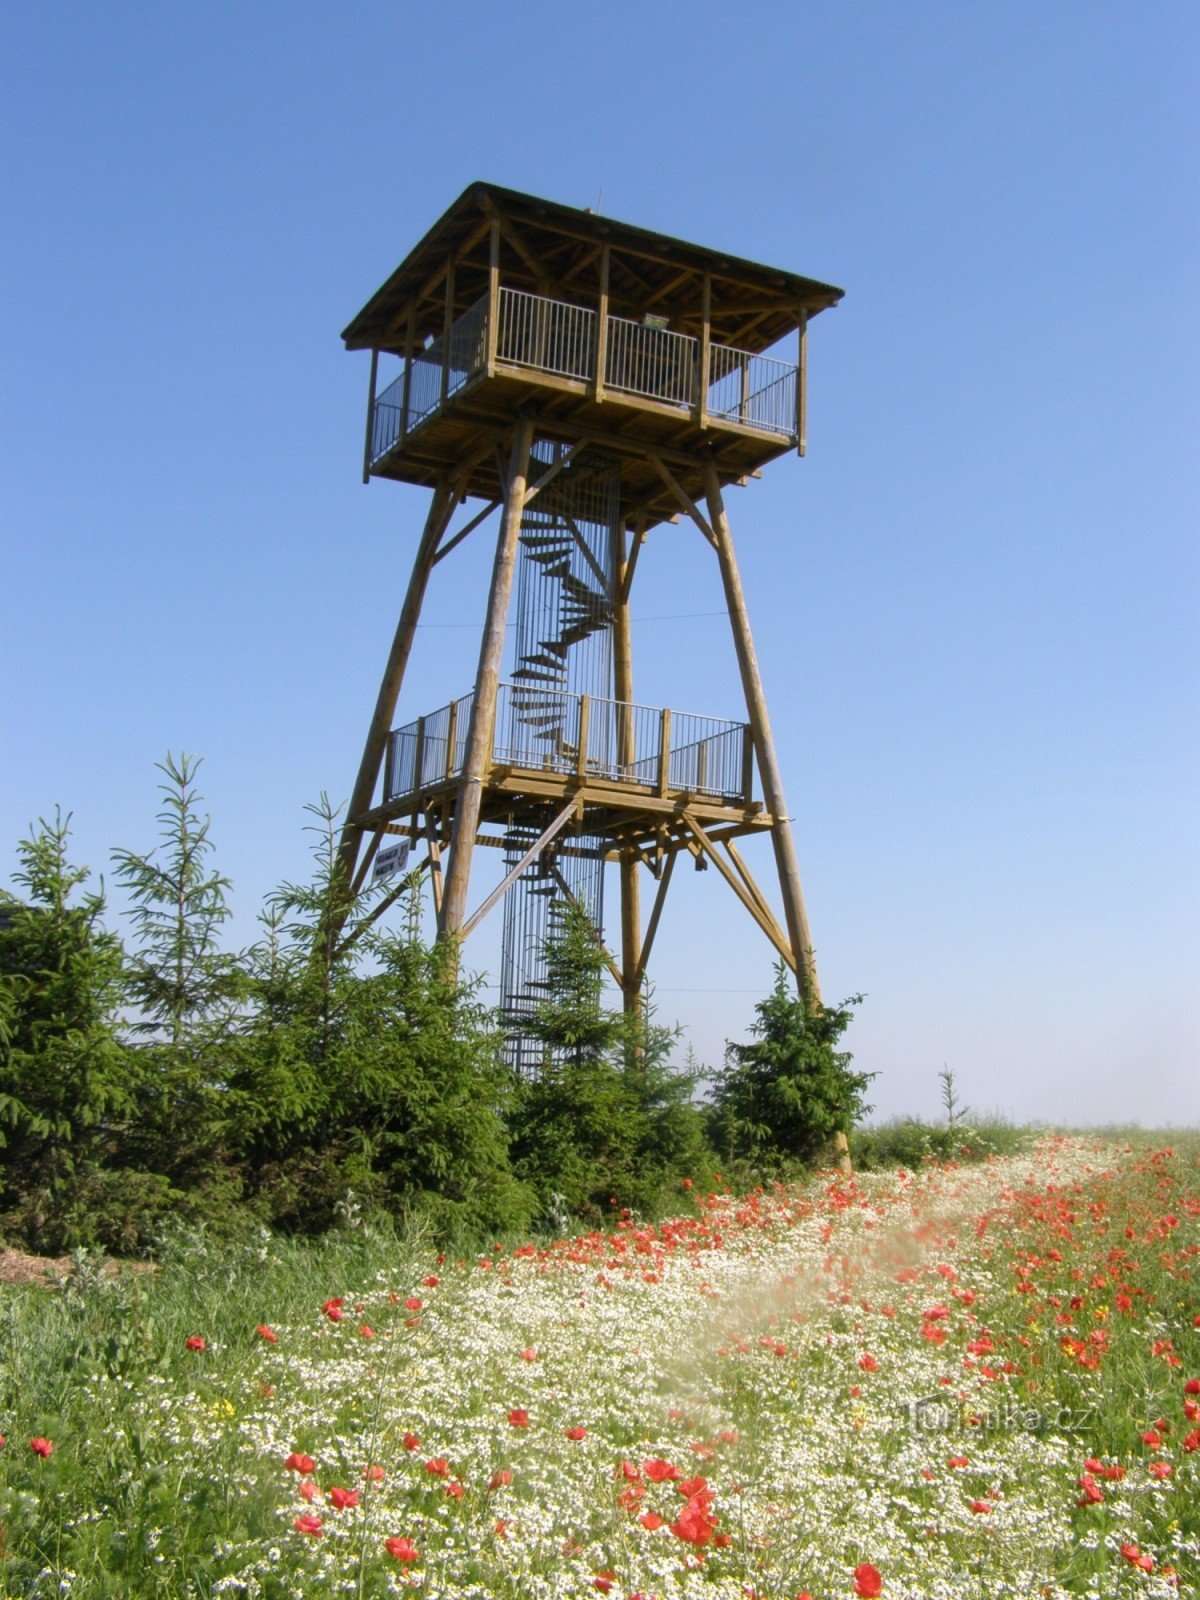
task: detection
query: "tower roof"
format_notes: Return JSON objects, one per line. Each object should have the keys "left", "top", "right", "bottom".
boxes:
{"left": 343, "top": 182, "right": 843, "bottom": 357}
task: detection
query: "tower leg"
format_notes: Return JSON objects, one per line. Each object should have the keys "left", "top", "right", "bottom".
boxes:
{"left": 701, "top": 461, "right": 820, "bottom": 1008}
{"left": 612, "top": 520, "right": 642, "bottom": 1017}
{"left": 702, "top": 463, "right": 850, "bottom": 1174}
{"left": 337, "top": 479, "right": 456, "bottom": 891}
{"left": 439, "top": 417, "right": 536, "bottom": 938}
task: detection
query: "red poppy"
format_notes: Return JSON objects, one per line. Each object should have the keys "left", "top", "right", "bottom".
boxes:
{"left": 363, "top": 1464, "right": 385, "bottom": 1482}
{"left": 385, "top": 1536, "right": 419, "bottom": 1562}
{"left": 423, "top": 1275, "right": 440, "bottom": 1287}
{"left": 520, "top": 1347, "right": 538, "bottom": 1362}
{"left": 298, "top": 1478, "right": 318, "bottom": 1502}
{"left": 643, "top": 1457, "right": 681, "bottom": 1482}
{"left": 947, "top": 1455, "right": 968, "bottom": 1468}
{"left": 359, "top": 1324, "right": 375, "bottom": 1339}
{"left": 284, "top": 1452, "right": 315, "bottom": 1474}
{"left": 853, "top": 1563, "right": 883, "bottom": 1597}
{"left": 29, "top": 1437, "right": 53, "bottom": 1458}
{"left": 489, "top": 1469, "right": 513, "bottom": 1491}
{"left": 1185, "top": 1378, "right": 1200, "bottom": 1395}
{"left": 640, "top": 1511, "right": 665, "bottom": 1530}
{"left": 858, "top": 1354, "right": 878, "bottom": 1371}
{"left": 402, "top": 1431, "right": 421, "bottom": 1451}
{"left": 294, "top": 1514, "right": 323, "bottom": 1537}
{"left": 424, "top": 1458, "right": 450, "bottom": 1477}
{"left": 1148, "top": 1461, "right": 1172, "bottom": 1479}
{"left": 322, "top": 1298, "right": 344, "bottom": 1322}
{"left": 671, "top": 1493, "right": 717, "bottom": 1546}
{"left": 445, "top": 1479, "right": 464, "bottom": 1498}
{"left": 405, "top": 1297, "right": 423, "bottom": 1312}
{"left": 185, "top": 1335, "right": 206, "bottom": 1352}
{"left": 969, "top": 1500, "right": 991, "bottom": 1514}
{"left": 328, "top": 1486, "right": 360, "bottom": 1510}
{"left": 565, "top": 1426, "right": 587, "bottom": 1440}
{"left": 508, "top": 1408, "right": 530, "bottom": 1428}
{"left": 1120, "top": 1544, "right": 1154, "bottom": 1572}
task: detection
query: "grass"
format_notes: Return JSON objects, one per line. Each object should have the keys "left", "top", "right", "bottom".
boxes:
{"left": 0, "top": 1132, "right": 1197, "bottom": 1598}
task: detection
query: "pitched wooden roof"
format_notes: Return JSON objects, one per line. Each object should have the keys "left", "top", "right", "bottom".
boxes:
{"left": 342, "top": 182, "right": 843, "bottom": 357}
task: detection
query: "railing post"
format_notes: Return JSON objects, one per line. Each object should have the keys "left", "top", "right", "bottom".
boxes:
{"left": 593, "top": 244, "right": 610, "bottom": 402}
{"left": 740, "top": 354, "right": 751, "bottom": 425}
{"left": 741, "top": 723, "right": 754, "bottom": 803}
{"left": 486, "top": 223, "right": 500, "bottom": 376}
{"left": 400, "top": 306, "right": 414, "bottom": 445}
{"left": 796, "top": 310, "right": 807, "bottom": 455}
{"left": 440, "top": 256, "right": 456, "bottom": 405}
{"left": 657, "top": 707, "right": 672, "bottom": 797}
{"left": 576, "top": 694, "right": 591, "bottom": 779}
{"left": 362, "top": 347, "right": 379, "bottom": 484}
{"left": 383, "top": 729, "right": 395, "bottom": 802}
{"left": 444, "top": 698, "right": 459, "bottom": 780}
{"left": 696, "top": 735, "right": 708, "bottom": 794}
{"left": 695, "top": 272, "right": 711, "bottom": 427}
{"left": 413, "top": 715, "right": 426, "bottom": 794}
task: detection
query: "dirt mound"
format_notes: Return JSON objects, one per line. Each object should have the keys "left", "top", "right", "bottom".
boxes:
{"left": 0, "top": 1246, "right": 72, "bottom": 1285}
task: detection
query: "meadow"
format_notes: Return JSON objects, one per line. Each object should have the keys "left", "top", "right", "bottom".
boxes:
{"left": 0, "top": 1131, "right": 1196, "bottom": 1599}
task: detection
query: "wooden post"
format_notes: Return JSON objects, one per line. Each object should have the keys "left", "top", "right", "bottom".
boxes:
{"left": 362, "top": 346, "right": 379, "bottom": 484}
{"left": 440, "top": 257, "right": 456, "bottom": 404}
{"left": 594, "top": 243, "right": 610, "bottom": 402}
{"left": 439, "top": 417, "right": 536, "bottom": 938}
{"left": 336, "top": 480, "right": 457, "bottom": 894}
{"left": 701, "top": 459, "right": 821, "bottom": 1007}
{"left": 400, "top": 307, "right": 414, "bottom": 445}
{"left": 797, "top": 310, "right": 807, "bottom": 456}
{"left": 695, "top": 272, "right": 711, "bottom": 427}
{"left": 741, "top": 723, "right": 755, "bottom": 804}
{"left": 612, "top": 518, "right": 642, "bottom": 1015}
{"left": 486, "top": 221, "right": 500, "bottom": 375}
{"left": 576, "top": 694, "right": 591, "bottom": 779}
{"left": 444, "top": 698, "right": 459, "bottom": 780}
{"left": 657, "top": 707, "right": 672, "bottom": 798}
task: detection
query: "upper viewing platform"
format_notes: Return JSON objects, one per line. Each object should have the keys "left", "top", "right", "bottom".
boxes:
{"left": 344, "top": 183, "right": 843, "bottom": 526}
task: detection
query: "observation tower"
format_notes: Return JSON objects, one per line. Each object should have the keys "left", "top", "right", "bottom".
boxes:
{"left": 337, "top": 183, "right": 843, "bottom": 1062}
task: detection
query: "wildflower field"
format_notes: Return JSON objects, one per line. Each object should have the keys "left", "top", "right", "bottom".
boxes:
{"left": 1, "top": 1135, "right": 1197, "bottom": 1599}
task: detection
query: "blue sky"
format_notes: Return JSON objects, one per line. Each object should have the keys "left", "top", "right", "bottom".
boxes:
{"left": 3, "top": 2, "right": 1197, "bottom": 1124}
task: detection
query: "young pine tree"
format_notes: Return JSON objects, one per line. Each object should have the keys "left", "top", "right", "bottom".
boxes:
{"left": 111, "top": 754, "right": 242, "bottom": 1194}
{"left": 509, "top": 900, "right": 707, "bottom": 1223}
{"left": 710, "top": 965, "right": 871, "bottom": 1171}
{"left": 0, "top": 811, "right": 136, "bottom": 1248}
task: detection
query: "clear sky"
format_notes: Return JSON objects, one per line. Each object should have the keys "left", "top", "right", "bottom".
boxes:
{"left": 3, "top": 2, "right": 1197, "bottom": 1126}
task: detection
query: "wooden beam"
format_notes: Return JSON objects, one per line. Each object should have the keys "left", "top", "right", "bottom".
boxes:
{"left": 522, "top": 439, "right": 586, "bottom": 507}
{"left": 618, "top": 518, "right": 647, "bottom": 607}
{"left": 647, "top": 454, "right": 717, "bottom": 547}
{"left": 362, "top": 347, "right": 379, "bottom": 484}
{"left": 547, "top": 862, "right": 624, "bottom": 988}
{"left": 682, "top": 810, "right": 795, "bottom": 970}
{"left": 478, "top": 195, "right": 560, "bottom": 294}
{"left": 594, "top": 243, "right": 610, "bottom": 403}
{"left": 701, "top": 461, "right": 819, "bottom": 1002}
{"left": 337, "top": 480, "right": 457, "bottom": 890}
{"left": 486, "top": 220, "right": 500, "bottom": 376}
{"left": 351, "top": 822, "right": 386, "bottom": 897}
{"left": 796, "top": 310, "right": 807, "bottom": 456}
{"left": 632, "top": 848, "right": 675, "bottom": 990}
{"left": 696, "top": 274, "right": 711, "bottom": 429}
{"left": 439, "top": 416, "right": 535, "bottom": 937}
{"left": 432, "top": 498, "right": 501, "bottom": 567}
{"left": 461, "top": 799, "right": 575, "bottom": 940}
{"left": 425, "top": 818, "right": 444, "bottom": 918}
{"left": 440, "top": 254, "right": 456, "bottom": 404}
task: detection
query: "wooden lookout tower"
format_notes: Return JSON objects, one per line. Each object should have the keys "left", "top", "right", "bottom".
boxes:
{"left": 338, "top": 183, "right": 843, "bottom": 1061}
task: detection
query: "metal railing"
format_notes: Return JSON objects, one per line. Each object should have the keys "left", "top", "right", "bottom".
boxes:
{"left": 495, "top": 287, "right": 595, "bottom": 381}
{"left": 369, "top": 288, "right": 799, "bottom": 466}
{"left": 385, "top": 685, "right": 751, "bottom": 806}
{"left": 605, "top": 314, "right": 698, "bottom": 408}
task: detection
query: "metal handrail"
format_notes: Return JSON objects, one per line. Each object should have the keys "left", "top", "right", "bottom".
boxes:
{"left": 386, "top": 684, "right": 751, "bottom": 805}
{"left": 369, "top": 288, "right": 799, "bottom": 465}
